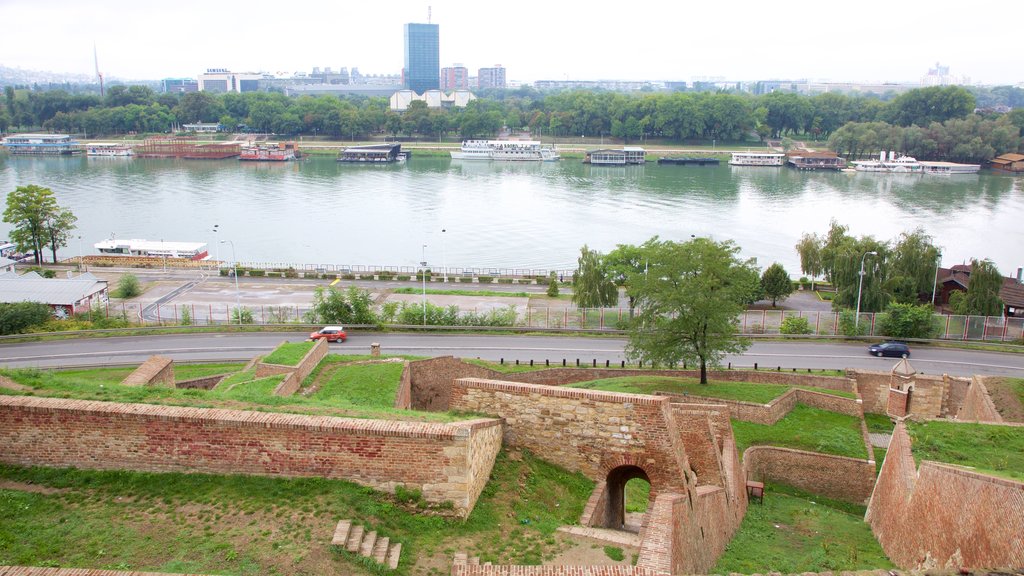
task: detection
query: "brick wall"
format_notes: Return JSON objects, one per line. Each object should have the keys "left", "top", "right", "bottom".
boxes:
{"left": 0, "top": 396, "right": 502, "bottom": 517}
{"left": 449, "top": 378, "right": 694, "bottom": 494}
{"left": 853, "top": 370, "right": 960, "bottom": 418}
{"left": 743, "top": 446, "right": 877, "bottom": 504}
{"left": 256, "top": 337, "right": 327, "bottom": 383}
{"left": 954, "top": 376, "right": 1002, "bottom": 423}
{"left": 866, "top": 421, "right": 1024, "bottom": 570}
{"left": 394, "top": 362, "right": 412, "bottom": 409}
{"left": 174, "top": 373, "right": 229, "bottom": 390}
{"left": 121, "top": 356, "right": 174, "bottom": 387}
{"left": 409, "top": 356, "right": 494, "bottom": 411}
{"left": 660, "top": 388, "right": 861, "bottom": 426}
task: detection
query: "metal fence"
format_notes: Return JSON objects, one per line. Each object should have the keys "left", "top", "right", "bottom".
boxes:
{"left": 86, "top": 302, "right": 1024, "bottom": 343}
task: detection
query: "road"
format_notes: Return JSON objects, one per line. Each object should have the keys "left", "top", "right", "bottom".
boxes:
{"left": 1, "top": 332, "right": 1022, "bottom": 377}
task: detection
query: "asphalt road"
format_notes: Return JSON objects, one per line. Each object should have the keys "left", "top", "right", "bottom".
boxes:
{"left": 1, "top": 332, "right": 1022, "bottom": 378}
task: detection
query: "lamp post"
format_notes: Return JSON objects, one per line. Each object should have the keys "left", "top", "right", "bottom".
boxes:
{"left": 76, "top": 235, "right": 84, "bottom": 272}
{"left": 441, "top": 228, "right": 447, "bottom": 283}
{"left": 420, "top": 244, "right": 427, "bottom": 326}
{"left": 220, "top": 240, "right": 240, "bottom": 324}
{"left": 855, "top": 251, "right": 878, "bottom": 333}
{"left": 931, "top": 252, "right": 943, "bottom": 306}
{"left": 212, "top": 224, "right": 220, "bottom": 265}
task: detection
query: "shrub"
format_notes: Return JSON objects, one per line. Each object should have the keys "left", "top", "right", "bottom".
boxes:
{"left": 798, "top": 276, "right": 810, "bottom": 289}
{"left": 341, "top": 274, "right": 355, "bottom": 280}
{"left": 478, "top": 275, "right": 494, "bottom": 283}
{"left": 377, "top": 271, "right": 394, "bottom": 280}
{"left": 219, "top": 268, "right": 231, "bottom": 277}
{"left": 547, "top": 271, "right": 560, "bottom": 297}
{"left": 780, "top": 316, "right": 812, "bottom": 335}
{"left": 231, "top": 306, "right": 254, "bottom": 324}
{"left": 302, "top": 272, "right": 318, "bottom": 279}
{"left": 747, "top": 323, "right": 764, "bottom": 334}
{"left": 0, "top": 302, "right": 53, "bottom": 335}
{"left": 838, "top": 309, "right": 867, "bottom": 336}
{"left": 113, "top": 274, "right": 141, "bottom": 298}
{"left": 283, "top": 267, "right": 299, "bottom": 278}
{"left": 498, "top": 278, "right": 514, "bottom": 284}
{"left": 459, "top": 277, "right": 473, "bottom": 283}
{"left": 396, "top": 275, "right": 410, "bottom": 281}
{"left": 878, "top": 302, "right": 938, "bottom": 339}
{"left": 266, "top": 272, "right": 280, "bottom": 278}
{"left": 248, "top": 269, "right": 265, "bottom": 277}
{"left": 180, "top": 306, "right": 192, "bottom": 326}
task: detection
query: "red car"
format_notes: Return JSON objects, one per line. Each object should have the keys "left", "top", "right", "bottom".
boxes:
{"left": 309, "top": 326, "right": 347, "bottom": 342}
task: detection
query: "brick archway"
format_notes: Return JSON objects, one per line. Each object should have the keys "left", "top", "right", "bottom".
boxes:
{"left": 604, "top": 464, "right": 651, "bottom": 531}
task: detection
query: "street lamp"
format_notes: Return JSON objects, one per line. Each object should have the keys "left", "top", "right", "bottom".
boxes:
{"left": 441, "top": 228, "right": 447, "bottom": 283}
{"left": 855, "top": 251, "right": 878, "bottom": 333}
{"left": 420, "top": 244, "right": 427, "bottom": 326}
{"left": 212, "top": 224, "right": 221, "bottom": 265}
{"left": 220, "top": 239, "right": 240, "bottom": 324}
{"left": 931, "top": 252, "right": 943, "bottom": 306}
{"left": 76, "top": 235, "right": 84, "bottom": 272}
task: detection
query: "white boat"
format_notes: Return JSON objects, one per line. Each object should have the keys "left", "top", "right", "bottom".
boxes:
{"left": 94, "top": 238, "right": 209, "bottom": 260}
{"left": 853, "top": 151, "right": 923, "bottom": 173}
{"left": 450, "top": 139, "right": 560, "bottom": 162}
{"left": 919, "top": 161, "right": 981, "bottom": 175}
{"left": 728, "top": 152, "right": 785, "bottom": 166}
{"left": 86, "top": 143, "right": 134, "bottom": 157}
{"left": 2, "top": 133, "right": 82, "bottom": 155}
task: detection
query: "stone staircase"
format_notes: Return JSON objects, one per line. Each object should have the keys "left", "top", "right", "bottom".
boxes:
{"left": 453, "top": 551, "right": 491, "bottom": 566}
{"left": 331, "top": 519, "right": 402, "bottom": 570}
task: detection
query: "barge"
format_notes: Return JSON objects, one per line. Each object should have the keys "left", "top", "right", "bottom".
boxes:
{"left": 657, "top": 157, "right": 720, "bottom": 166}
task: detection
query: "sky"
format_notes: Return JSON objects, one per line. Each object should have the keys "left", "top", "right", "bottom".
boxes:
{"left": 1, "top": 0, "right": 1021, "bottom": 86}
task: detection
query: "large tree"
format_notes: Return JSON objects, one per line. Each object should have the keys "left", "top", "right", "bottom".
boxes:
{"left": 42, "top": 207, "right": 78, "bottom": 264}
{"left": 761, "top": 263, "right": 793, "bottom": 307}
{"left": 626, "top": 237, "right": 760, "bottom": 384}
{"left": 794, "top": 233, "right": 823, "bottom": 290}
{"left": 888, "top": 229, "right": 941, "bottom": 304}
{"left": 951, "top": 259, "right": 1005, "bottom": 316}
{"left": 571, "top": 245, "right": 619, "bottom": 309}
{"left": 605, "top": 238, "right": 660, "bottom": 318}
{"left": 3, "top": 185, "right": 65, "bottom": 265}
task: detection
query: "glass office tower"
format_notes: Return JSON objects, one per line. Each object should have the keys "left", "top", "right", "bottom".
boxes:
{"left": 404, "top": 23, "right": 440, "bottom": 94}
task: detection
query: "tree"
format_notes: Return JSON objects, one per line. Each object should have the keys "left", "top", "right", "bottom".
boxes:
{"left": 546, "top": 271, "right": 559, "bottom": 297}
{"left": 888, "top": 229, "right": 941, "bottom": 304}
{"left": 0, "top": 302, "right": 52, "bottom": 335}
{"left": 305, "top": 286, "right": 377, "bottom": 325}
{"left": 114, "top": 274, "right": 141, "bottom": 298}
{"left": 605, "top": 240, "right": 658, "bottom": 318}
{"left": 878, "top": 303, "right": 937, "bottom": 339}
{"left": 626, "top": 237, "right": 760, "bottom": 384}
{"left": 794, "top": 233, "right": 823, "bottom": 290}
{"left": 951, "top": 259, "right": 1005, "bottom": 316}
{"left": 571, "top": 245, "right": 618, "bottom": 309}
{"left": 42, "top": 207, "right": 77, "bottom": 264}
{"left": 761, "top": 263, "right": 793, "bottom": 307}
{"left": 3, "top": 184, "right": 61, "bottom": 265}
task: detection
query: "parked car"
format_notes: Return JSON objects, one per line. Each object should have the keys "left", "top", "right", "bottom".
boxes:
{"left": 309, "top": 326, "right": 347, "bottom": 342}
{"left": 867, "top": 341, "right": 910, "bottom": 358}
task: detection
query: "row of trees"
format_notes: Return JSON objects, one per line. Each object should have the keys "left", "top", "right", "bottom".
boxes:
{"left": 3, "top": 185, "right": 77, "bottom": 265}
{"left": 795, "top": 222, "right": 1005, "bottom": 316}
{"left": 827, "top": 114, "right": 1022, "bottom": 163}
{"left": 5, "top": 84, "right": 1022, "bottom": 156}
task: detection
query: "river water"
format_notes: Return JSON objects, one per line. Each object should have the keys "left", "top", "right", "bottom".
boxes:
{"left": 1, "top": 154, "right": 1022, "bottom": 275}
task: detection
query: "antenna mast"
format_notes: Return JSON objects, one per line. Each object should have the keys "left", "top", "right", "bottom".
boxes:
{"left": 93, "top": 43, "right": 104, "bottom": 98}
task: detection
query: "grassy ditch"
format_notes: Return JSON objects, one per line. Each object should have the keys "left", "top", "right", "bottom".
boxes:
{"left": 906, "top": 420, "right": 1024, "bottom": 481}
{"left": 732, "top": 406, "right": 868, "bottom": 460}
{"left": 0, "top": 448, "right": 593, "bottom": 575}
{"left": 714, "top": 482, "right": 893, "bottom": 573}
{"left": 262, "top": 341, "right": 315, "bottom": 366}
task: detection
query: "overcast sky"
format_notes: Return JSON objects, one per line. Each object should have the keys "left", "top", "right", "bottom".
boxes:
{"left": 2, "top": 0, "right": 1020, "bottom": 86}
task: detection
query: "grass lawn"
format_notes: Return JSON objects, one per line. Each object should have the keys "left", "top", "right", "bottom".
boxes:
{"left": 0, "top": 357, "right": 455, "bottom": 423}
{"left": 568, "top": 375, "right": 856, "bottom": 403}
{"left": 714, "top": 483, "right": 893, "bottom": 573}
{"left": 906, "top": 420, "right": 1024, "bottom": 481}
{"left": 174, "top": 363, "right": 247, "bottom": 381}
{"left": 732, "top": 405, "right": 868, "bottom": 460}
{"left": 0, "top": 449, "right": 593, "bottom": 575}
{"left": 262, "top": 341, "right": 315, "bottom": 366}
{"left": 863, "top": 413, "right": 895, "bottom": 435}
{"left": 392, "top": 287, "right": 531, "bottom": 298}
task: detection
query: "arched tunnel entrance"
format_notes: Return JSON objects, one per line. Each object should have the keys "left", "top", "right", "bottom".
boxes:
{"left": 604, "top": 464, "right": 652, "bottom": 531}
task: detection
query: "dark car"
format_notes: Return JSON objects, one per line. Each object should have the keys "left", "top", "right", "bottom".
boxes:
{"left": 868, "top": 341, "right": 910, "bottom": 358}
{"left": 309, "top": 326, "right": 347, "bottom": 343}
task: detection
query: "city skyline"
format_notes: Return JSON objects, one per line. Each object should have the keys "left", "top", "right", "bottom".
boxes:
{"left": 1, "top": 0, "right": 1022, "bottom": 87}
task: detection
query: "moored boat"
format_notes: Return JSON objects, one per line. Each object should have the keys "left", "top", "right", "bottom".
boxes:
{"left": 338, "top": 143, "right": 404, "bottom": 163}
{"left": 786, "top": 150, "right": 845, "bottom": 170}
{"left": 584, "top": 147, "right": 645, "bottom": 165}
{"left": 728, "top": 152, "right": 785, "bottom": 166}
{"left": 86, "top": 142, "right": 134, "bottom": 157}
{"left": 451, "top": 139, "right": 559, "bottom": 162}
{"left": 240, "top": 142, "right": 297, "bottom": 162}
{"left": 919, "top": 161, "right": 981, "bottom": 175}
{"left": 2, "top": 133, "right": 82, "bottom": 155}
{"left": 94, "top": 238, "right": 209, "bottom": 260}
{"left": 658, "top": 157, "right": 720, "bottom": 166}
{"left": 853, "top": 151, "right": 922, "bottom": 173}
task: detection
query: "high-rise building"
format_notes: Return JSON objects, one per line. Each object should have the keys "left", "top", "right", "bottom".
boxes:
{"left": 441, "top": 64, "right": 469, "bottom": 91}
{"left": 198, "top": 69, "right": 264, "bottom": 93}
{"left": 477, "top": 65, "right": 506, "bottom": 90}
{"left": 404, "top": 22, "right": 440, "bottom": 94}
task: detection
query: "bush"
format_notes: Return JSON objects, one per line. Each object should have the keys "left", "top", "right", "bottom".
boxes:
{"left": 780, "top": 316, "right": 812, "bottom": 335}
{"left": 878, "top": 302, "right": 938, "bottom": 339}
{"left": 180, "top": 306, "right": 193, "bottom": 326}
{"left": 547, "top": 271, "right": 560, "bottom": 297}
{"left": 219, "top": 268, "right": 231, "bottom": 277}
{"left": 283, "top": 267, "right": 298, "bottom": 278}
{"left": 0, "top": 302, "right": 53, "bottom": 335}
{"left": 458, "top": 277, "right": 473, "bottom": 283}
{"left": 798, "top": 276, "right": 810, "bottom": 289}
{"left": 248, "top": 270, "right": 265, "bottom": 277}
{"left": 266, "top": 272, "right": 280, "bottom": 278}
{"left": 302, "top": 272, "right": 318, "bottom": 279}
{"left": 231, "top": 306, "right": 254, "bottom": 324}
{"left": 113, "top": 274, "right": 141, "bottom": 298}
{"left": 377, "top": 271, "right": 394, "bottom": 280}
{"left": 478, "top": 275, "right": 494, "bottom": 283}
{"left": 341, "top": 274, "right": 355, "bottom": 280}
{"left": 396, "top": 275, "right": 410, "bottom": 281}
{"left": 837, "top": 309, "right": 867, "bottom": 336}
{"left": 498, "top": 278, "right": 514, "bottom": 284}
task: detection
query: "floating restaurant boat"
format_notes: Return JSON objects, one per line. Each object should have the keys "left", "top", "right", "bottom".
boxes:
{"left": 86, "top": 142, "right": 134, "bottom": 157}
{"left": 2, "top": 133, "right": 82, "bottom": 155}
{"left": 853, "top": 151, "right": 923, "bottom": 173}
{"left": 583, "top": 147, "right": 645, "bottom": 165}
{"left": 657, "top": 157, "right": 720, "bottom": 166}
{"left": 728, "top": 152, "right": 785, "bottom": 166}
{"left": 785, "top": 150, "right": 845, "bottom": 171}
{"left": 337, "top": 143, "right": 405, "bottom": 163}
{"left": 919, "top": 161, "right": 981, "bottom": 175}
{"left": 94, "top": 238, "right": 209, "bottom": 260}
{"left": 451, "top": 140, "right": 559, "bottom": 162}
{"left": 239, "top": 142, "right": 298, "bottom": 162}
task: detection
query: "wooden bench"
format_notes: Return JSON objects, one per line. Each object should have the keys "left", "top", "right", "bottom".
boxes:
{"left": 746, "top": 480, "right": 765, "bottom": 505}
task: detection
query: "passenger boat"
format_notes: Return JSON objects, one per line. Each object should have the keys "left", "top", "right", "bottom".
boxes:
{"left": 919, "top": 161, "right": 981, "bottom": 175}
{"left": 239, "top": 142, "right": 297, "bottom": 162}
{"left": 785, "top": 150, "right": 845, "bottom": 171}
{"left": 584, "top": 147, "right": 645, "bottom": 165}
{"left": 2, "top": 133, "right": 82, "bottom": 155}
{"left": 93, "top": 238, "right": 209, "bottom": 260}
{"left": 853, "top": 151, "right": 923, "bottom": 173}
{"left": 728, "top": 152, "right": 785, "bottom": 166}
{"left": 451, "top": 140, "right": 560, "bottom": 162}
{"left": 86, "top": 143, "right": 134, "bottom": 157}
{"left": 338, "top": 143, "right": 404, "bottom": 163}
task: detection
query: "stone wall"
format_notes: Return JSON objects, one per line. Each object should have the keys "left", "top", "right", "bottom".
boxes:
{"left": 256, "top": 337, "right": 328, "bottom": 383}
{"left": 449, "top": 378, "right": 693, "bottom": 493}
{"left": 743, "top": 446, "right": 877, "bottom": 504}
{"left": 854, "top": 370, "right": 967, "bottom": 418}
{"left": 866, "top": 421, "right": 1024, "bottom": 569}
{"left": 661, "top": 388, "right": 862, "bottom": 426}
{"left": 120, "top": 356, "right": 174, "bottom": 387}
{"left": 954, "top": 377, "right": 1002, "bottom": 423}
{"left": 0, "top": 395, "right": 502, "bottom": 517}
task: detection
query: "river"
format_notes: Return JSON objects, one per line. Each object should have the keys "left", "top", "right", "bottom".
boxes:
{"left": 1, "top": 154, "right": 1022, "bottom": 275}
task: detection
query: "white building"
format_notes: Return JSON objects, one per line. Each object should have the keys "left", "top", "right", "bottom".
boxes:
{"left": 198, "top": 69, "right": 267, "bottom": 93}
{"left": 390, "top": 89, "right": 476, "bottom": 112}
